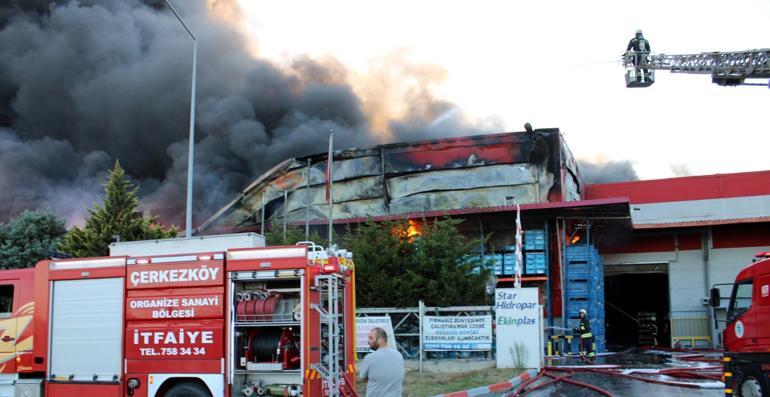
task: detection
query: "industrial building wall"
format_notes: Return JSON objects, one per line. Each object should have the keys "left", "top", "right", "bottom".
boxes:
{"left": 601, "top": 225, "right": 770, "bottom": 348}
{"left": 709, "top": 246, "right": 768, "bottom": 285}
{"left": 602, "top": 249, "right": 704, "bottom": 311}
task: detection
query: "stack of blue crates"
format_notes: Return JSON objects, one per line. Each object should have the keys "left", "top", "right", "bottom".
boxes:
{"left": 524, "top": 230, "right": 546, "bottom": 251}
{"left": 524, "top": 230, "right": 546, "bottom": 275}
{"left": 564, "top": 244, "right": 605, "bottom": 352}
{"left": 525, "top": 252, "right": 546, "bottom": 274}
{"left": 486, "top": 253, "right": 504, "bottom": 276}
{"left": 487, "top": 230, "right": 548, "bottom": 277}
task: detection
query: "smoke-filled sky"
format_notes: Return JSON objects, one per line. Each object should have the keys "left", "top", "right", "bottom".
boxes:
{"left": 0, "top": 0, "right": 481, "bottom": 226}
{"left": 1, "top": 0, "right": 766, "bottom": 227}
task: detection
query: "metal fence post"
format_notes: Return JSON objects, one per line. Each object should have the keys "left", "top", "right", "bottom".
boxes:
{"left": 419, "top": 300, "right": 424, "bottom": 374}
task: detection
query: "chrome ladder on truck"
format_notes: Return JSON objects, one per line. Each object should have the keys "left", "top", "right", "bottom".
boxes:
{"left": 311, "top": 274, "right": 344, "bottom": 396}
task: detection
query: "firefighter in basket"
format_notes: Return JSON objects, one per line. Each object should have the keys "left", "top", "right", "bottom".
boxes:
{"left": 625, "top": 29, "right": 652, "bottom": 82}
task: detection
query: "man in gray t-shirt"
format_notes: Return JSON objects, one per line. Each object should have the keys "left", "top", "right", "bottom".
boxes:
{"left": 359, "top": 327, "right": 404, "bottom": 397}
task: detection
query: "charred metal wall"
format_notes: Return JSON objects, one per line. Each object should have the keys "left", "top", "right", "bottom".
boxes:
{"left": 199, "top": 129, "right": 584, "bottom": 233}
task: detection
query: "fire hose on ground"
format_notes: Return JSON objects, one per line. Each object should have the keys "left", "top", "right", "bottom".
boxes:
{"left": 509, "top": 369, "right": 615, "bottom": 397}
{"left": 507, "top": 365, "right": 724, "bottom": 396}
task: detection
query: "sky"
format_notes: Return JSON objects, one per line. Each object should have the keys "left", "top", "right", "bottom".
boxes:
{"left": 0, "top": 0, "right": 767, "bottom": 226}
{"left": 237, "top": 0, "right": 770, "bottom": 180}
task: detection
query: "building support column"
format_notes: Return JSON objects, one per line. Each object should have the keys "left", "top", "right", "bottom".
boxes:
{"left": 702, "top": 227, "right": 715, "bottom": 347}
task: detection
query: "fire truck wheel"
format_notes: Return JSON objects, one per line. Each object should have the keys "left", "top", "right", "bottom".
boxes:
{"left": 164, "top": 382, "right": 211, "bottom": 397}
{"left": 738, "top": 370, "right": 766, "bottom": 397}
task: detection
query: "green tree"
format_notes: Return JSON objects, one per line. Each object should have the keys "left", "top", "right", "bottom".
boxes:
{"left": 344, "top": 219, "right": 414, "bottom": 307}
{"left": 345, "top": 218, "right": 489, "bottom": 307}
{"left": 60, "top": 161, "right": 177, "bottom": 257}
{"left": 0, "top": 210, "right": 67, "bottom": 269}
{"left": 409, "top": 218, "right": 490, "bottom": 306}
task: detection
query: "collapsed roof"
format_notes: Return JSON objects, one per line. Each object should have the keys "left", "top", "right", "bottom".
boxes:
{"left": 198, "top": 128, "right": 585, "bottom": 233}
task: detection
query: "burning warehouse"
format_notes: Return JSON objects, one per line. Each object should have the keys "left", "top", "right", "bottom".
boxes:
{"left": 198, "top": 128, "right": 585, "bottom": 232}
{"left": 199, "top": 129, "right": 770, "bottom": 352}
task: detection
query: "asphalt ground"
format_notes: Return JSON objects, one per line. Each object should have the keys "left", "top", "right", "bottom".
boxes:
{"left": 492, "top": 349, "right": 724, "bottom": 397}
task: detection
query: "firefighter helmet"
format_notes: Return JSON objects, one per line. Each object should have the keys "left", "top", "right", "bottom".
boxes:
{"left": 579, "top": 309, "right": 587, "bottom": 316}
{"left": 636, "top": 29, "right": 643, "bottom": 36}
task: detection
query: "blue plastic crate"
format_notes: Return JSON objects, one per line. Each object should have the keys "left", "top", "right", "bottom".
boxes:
{"left": 566, "top": 291, "right": 592, "bottom": 301}
{"left": 565, "top": 244, "right": 600, "bottom": 262}
{"left": 525, "top": 266, "right": 546, "bottom": 275}
{"left": 565, "top": 261, "right": 592, "bottom": 278}
{"left": 493, "top": 262, "right": 503, "bottom": 275}
{"left": 566, "top": 279, "right": 603, "bottom": 294}
{"left": 525, "top": 252, "right": 546, "bottom": 275}
{"left": 566, "top": 264, "right": 603, "bottom": 279}
{"left": 567, "top": 280, "right": 591, "bottom": 294}
{"left": 566, "top": 276, "right": 604, "bottom": 288}
{"left": 526, "top": 252, "right": 545, "bottom": 264}
{"left": 524, "top": 230, "right": 546, "bottom": 251}
{"left": 567, "top": 289, "right": 597, "bottom": 298}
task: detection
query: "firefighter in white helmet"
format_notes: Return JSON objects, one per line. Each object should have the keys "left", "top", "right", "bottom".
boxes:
{"left": 626, "top": 29, "right": 651, "bottom": 82}
{"left": 573, "top": 309, "right": 596, "bottom": 363}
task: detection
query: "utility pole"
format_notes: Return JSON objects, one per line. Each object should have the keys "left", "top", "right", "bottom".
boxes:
{"left": 327, "top": 130, "right": 334, "bottom": 246}
{"left": 163, "top": 0, "right": 197, "bottom": 238}
{"left": 305, "top": 159, "right": 311, "bottom": 241}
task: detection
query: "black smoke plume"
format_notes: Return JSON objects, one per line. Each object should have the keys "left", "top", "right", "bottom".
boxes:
{"left": 0, "top": 1, "right": 480, "bottom": 227}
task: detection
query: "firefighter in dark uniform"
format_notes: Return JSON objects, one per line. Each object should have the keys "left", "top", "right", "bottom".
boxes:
{"left": 574, "top": 309, "right": 596, "bottom": 363}
{"left": 626, "top": 30, "right": 651, "bottom": 81}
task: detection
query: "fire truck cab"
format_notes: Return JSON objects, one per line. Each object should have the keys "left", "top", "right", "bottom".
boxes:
{"left": 0, "top": 233, "right": 358, "bottom": 397}
{"left": 710, "top": 252, "right": 770, "bottom": 397}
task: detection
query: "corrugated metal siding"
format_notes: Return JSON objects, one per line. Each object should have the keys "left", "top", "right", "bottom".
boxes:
{"left": 631, "top": 195, "right": 770, "bottom": 227}
{"left": 385, "top": 164, "right": 540, "bottom": 199}
{"left": 198, "top": 129, "right": 582, "bottom": 232}
{"left": 586, "top": 170, "right": 770, "bottom": 204}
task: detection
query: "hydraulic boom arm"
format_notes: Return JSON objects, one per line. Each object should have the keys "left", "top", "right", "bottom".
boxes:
{"left": 622, "top": 48, "right": 770, "bottom": 87}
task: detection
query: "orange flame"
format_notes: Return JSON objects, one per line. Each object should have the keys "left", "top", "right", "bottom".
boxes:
{"left": 406, "top": 220, "right": 421, "bottom": 239}
{"left": 393, "top": 219, "right": 422, "bottom": 242}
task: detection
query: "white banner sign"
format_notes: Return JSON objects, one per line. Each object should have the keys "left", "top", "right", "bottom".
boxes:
{"left": 355, "top": 316, "right": 397, "bottom": 353}
{"left": 496, "top": 288, "right": 543, "bottom": 369}
{"left": 422, "top": 315, "right": 493, "bottom": 351}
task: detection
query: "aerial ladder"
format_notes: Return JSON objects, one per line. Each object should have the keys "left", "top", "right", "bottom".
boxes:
{"left": 622, "top": 48, "right": 770, "bottom": 88}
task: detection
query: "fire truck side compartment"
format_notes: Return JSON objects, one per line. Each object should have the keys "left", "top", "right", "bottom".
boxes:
{"left": 49, "top": 277, "right": 124, "bottom": 382}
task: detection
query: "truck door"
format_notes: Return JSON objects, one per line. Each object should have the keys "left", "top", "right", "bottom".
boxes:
{"left": 725, "top": 279, "right": 755, "bottom": 351}
{"left": 756, "top": 273, "right": 770, "bottom": 350}
{"left": 0, "top": 281, "right": 18, "bottom": 373}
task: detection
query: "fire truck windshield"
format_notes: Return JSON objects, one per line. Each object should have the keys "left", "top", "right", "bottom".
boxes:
{"left": 728, "top": 280, "right": 753, "bottom": 321}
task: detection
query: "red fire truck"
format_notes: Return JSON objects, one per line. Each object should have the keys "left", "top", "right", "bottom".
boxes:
{"left": 710, "top": 252, "right": 770, "bottom": 397}
{"left": 0, "top": 233, "right": 359, "bottom": 397}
